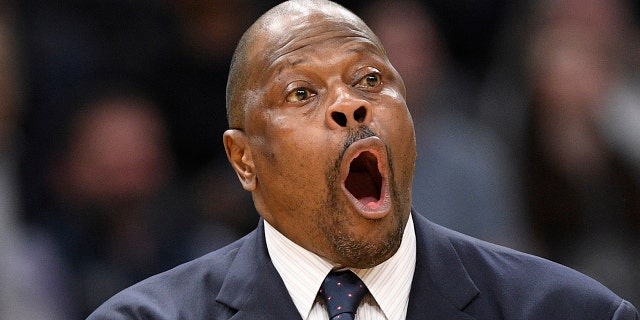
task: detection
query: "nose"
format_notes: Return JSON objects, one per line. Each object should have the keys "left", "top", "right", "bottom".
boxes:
{"left": 325, "top": 86, "right": 372, "bottom": 129}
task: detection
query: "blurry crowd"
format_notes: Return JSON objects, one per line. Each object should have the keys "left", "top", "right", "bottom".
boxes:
{"left": 0, "top": 0, "right": 638, "bottom": 318}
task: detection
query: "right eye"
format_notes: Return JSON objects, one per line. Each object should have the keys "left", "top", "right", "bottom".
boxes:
{"left": 286, "top": 87, "right": 315, "bottom": 102}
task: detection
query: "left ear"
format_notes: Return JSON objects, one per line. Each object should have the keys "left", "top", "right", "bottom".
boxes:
{"left": 223, "top": 129, "right": 257, "bottom": 191}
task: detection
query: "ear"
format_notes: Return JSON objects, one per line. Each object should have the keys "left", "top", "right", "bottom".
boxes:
{"left": 223, "top": 129, "right": 257, "bottom": 191}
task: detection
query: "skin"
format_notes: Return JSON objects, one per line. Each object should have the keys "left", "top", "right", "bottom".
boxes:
{"left": 224, "top": 0, "right": 416, "bottom": 268}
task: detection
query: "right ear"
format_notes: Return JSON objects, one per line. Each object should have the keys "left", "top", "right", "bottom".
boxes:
{"left": 223, "top": 129, "right": 257, "bottom": 191}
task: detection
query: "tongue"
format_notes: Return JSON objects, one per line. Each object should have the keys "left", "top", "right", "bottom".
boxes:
{"left": 360, "top": 196, "right": 380, "bottom": 208}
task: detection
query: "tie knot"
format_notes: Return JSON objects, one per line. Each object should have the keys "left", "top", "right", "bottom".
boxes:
{"left": 319, "top": 270, "right": 369, "bottom": 320}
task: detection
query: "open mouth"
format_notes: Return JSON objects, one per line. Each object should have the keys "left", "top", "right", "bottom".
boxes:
{"left": 344, "top": 151, "right": 383, "bottom": 208}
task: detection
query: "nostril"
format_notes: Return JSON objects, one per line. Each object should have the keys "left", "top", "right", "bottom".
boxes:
{"left": 354, "top": 106, "right": 367, "bottom": 123}
{"left": 332, "top": 111, "right": 348, "bottom": 127}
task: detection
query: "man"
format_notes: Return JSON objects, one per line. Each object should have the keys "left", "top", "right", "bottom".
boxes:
{"left": 88, "top": 0, "right": 639, "bottom": 319}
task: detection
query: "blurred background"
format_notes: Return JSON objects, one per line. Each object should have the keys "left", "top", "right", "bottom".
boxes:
{"left": 0, "top": 0, "right": 638, "bottom": 318}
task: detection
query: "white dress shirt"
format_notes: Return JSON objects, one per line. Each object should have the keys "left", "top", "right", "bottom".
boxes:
{"left": 265, "top": 214, "right": 416, "bottom": 320}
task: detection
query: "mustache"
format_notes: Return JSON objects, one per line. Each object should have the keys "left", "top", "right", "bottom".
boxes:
{"left": 328, "top": 125, "right": 378, "bottom": 185}
{"left": 342, "top": 126, "right": 377, "bottom": 152}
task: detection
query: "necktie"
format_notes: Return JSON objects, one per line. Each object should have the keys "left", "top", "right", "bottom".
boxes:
{"left": 319, "top": 270, "right": 369, "bottom": 320}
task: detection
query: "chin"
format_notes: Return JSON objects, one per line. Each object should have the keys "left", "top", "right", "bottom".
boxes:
{"left": 322, "top": 200, "right": 406, "bottom": 268}
{"left": 333, "top": 226, "right": 403, "bottom": 268}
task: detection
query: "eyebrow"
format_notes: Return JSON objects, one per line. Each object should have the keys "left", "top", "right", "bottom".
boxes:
{"left": 274, "top": 57, "right": 306, "bottom": 76}
{"left": 288, "top": 57, "right": 306, "bottom": 67}
{"left": 272, "top": 40, "right": 382, "bottom": 76}
{"left": 348, "top": 42, "right": 385, "bottom": 56}
{"left": 346, "top": 46, "right": 367, "bottom": 54}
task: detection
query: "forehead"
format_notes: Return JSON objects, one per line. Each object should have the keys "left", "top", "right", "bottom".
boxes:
{"left": 248, "top": 6, "right": 384, "bottom": 73}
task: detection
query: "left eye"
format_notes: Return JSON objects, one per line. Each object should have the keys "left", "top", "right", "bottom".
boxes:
{"left": 286, "top": 87, "right": 315, "bottom": 102}
{"left": 357, "top": 73, "right": 382, "bottom": 88}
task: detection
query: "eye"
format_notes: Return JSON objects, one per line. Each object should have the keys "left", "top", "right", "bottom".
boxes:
{"left": 286, "top": 87, "right": 315, "bottom": 103}
{"left": 356, "top": 73, "right": 382, "bottom": 89}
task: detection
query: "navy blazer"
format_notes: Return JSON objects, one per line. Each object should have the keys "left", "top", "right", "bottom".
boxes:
{"left": 88, "top": 210, "right": 638, "bottom": 319}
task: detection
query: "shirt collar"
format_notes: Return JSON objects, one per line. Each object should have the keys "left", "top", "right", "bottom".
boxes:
{"left": 265, "top": 214, "right": 417, "bottom": 320}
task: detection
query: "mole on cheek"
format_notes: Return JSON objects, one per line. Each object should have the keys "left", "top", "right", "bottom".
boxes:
{"left": 265, "top": 149, "right": 276, "bottom": 162}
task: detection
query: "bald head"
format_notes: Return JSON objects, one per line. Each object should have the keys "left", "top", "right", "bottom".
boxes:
{"left": 225, "top": 0, "right": 382, "bottom": 129}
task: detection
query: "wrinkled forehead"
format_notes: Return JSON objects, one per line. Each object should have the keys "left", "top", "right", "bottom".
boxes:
{"left": 248, "top": 2, "right": 382, "bottom": 69}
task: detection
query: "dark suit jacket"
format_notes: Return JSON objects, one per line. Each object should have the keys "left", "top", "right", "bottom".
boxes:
{"left": 88, "top": 210, "right": 639, "bottom": 319}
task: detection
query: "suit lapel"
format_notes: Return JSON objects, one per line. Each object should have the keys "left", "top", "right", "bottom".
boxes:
{"left": 407, "top": 211, "right": 479, "bottom": 320}
{"left": 215, "top": 213, "right": 479, "bottom": 319}
{"left": 217, "top": 219, "right": 302, "bottom": 319}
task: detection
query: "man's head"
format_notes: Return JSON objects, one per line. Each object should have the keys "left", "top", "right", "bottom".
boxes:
{"left": 223, "top": 0, "right": 416, "bottom": 268}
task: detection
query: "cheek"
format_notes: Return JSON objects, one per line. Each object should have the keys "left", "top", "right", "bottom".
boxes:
{"left": 380, "top": 87, "right": 406, "bottom": 103}
{"left": 374, "top": 99, "right": 415, "bottom": 144}
{"left": 251, "top": 125, "right": 339, "bottom": 199}
{"left": 374, "top": 105, "right": 416, "bottom": 178}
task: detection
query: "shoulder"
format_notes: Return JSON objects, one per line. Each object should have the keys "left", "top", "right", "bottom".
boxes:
{"left": 87, "top": 233, "right": 250, "bottom": 320}
{"left": 413, "top": 213, "right": 638, "bottom": 319}
{"left": 445, "top": 225, "right": 631, "bottom": 318}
